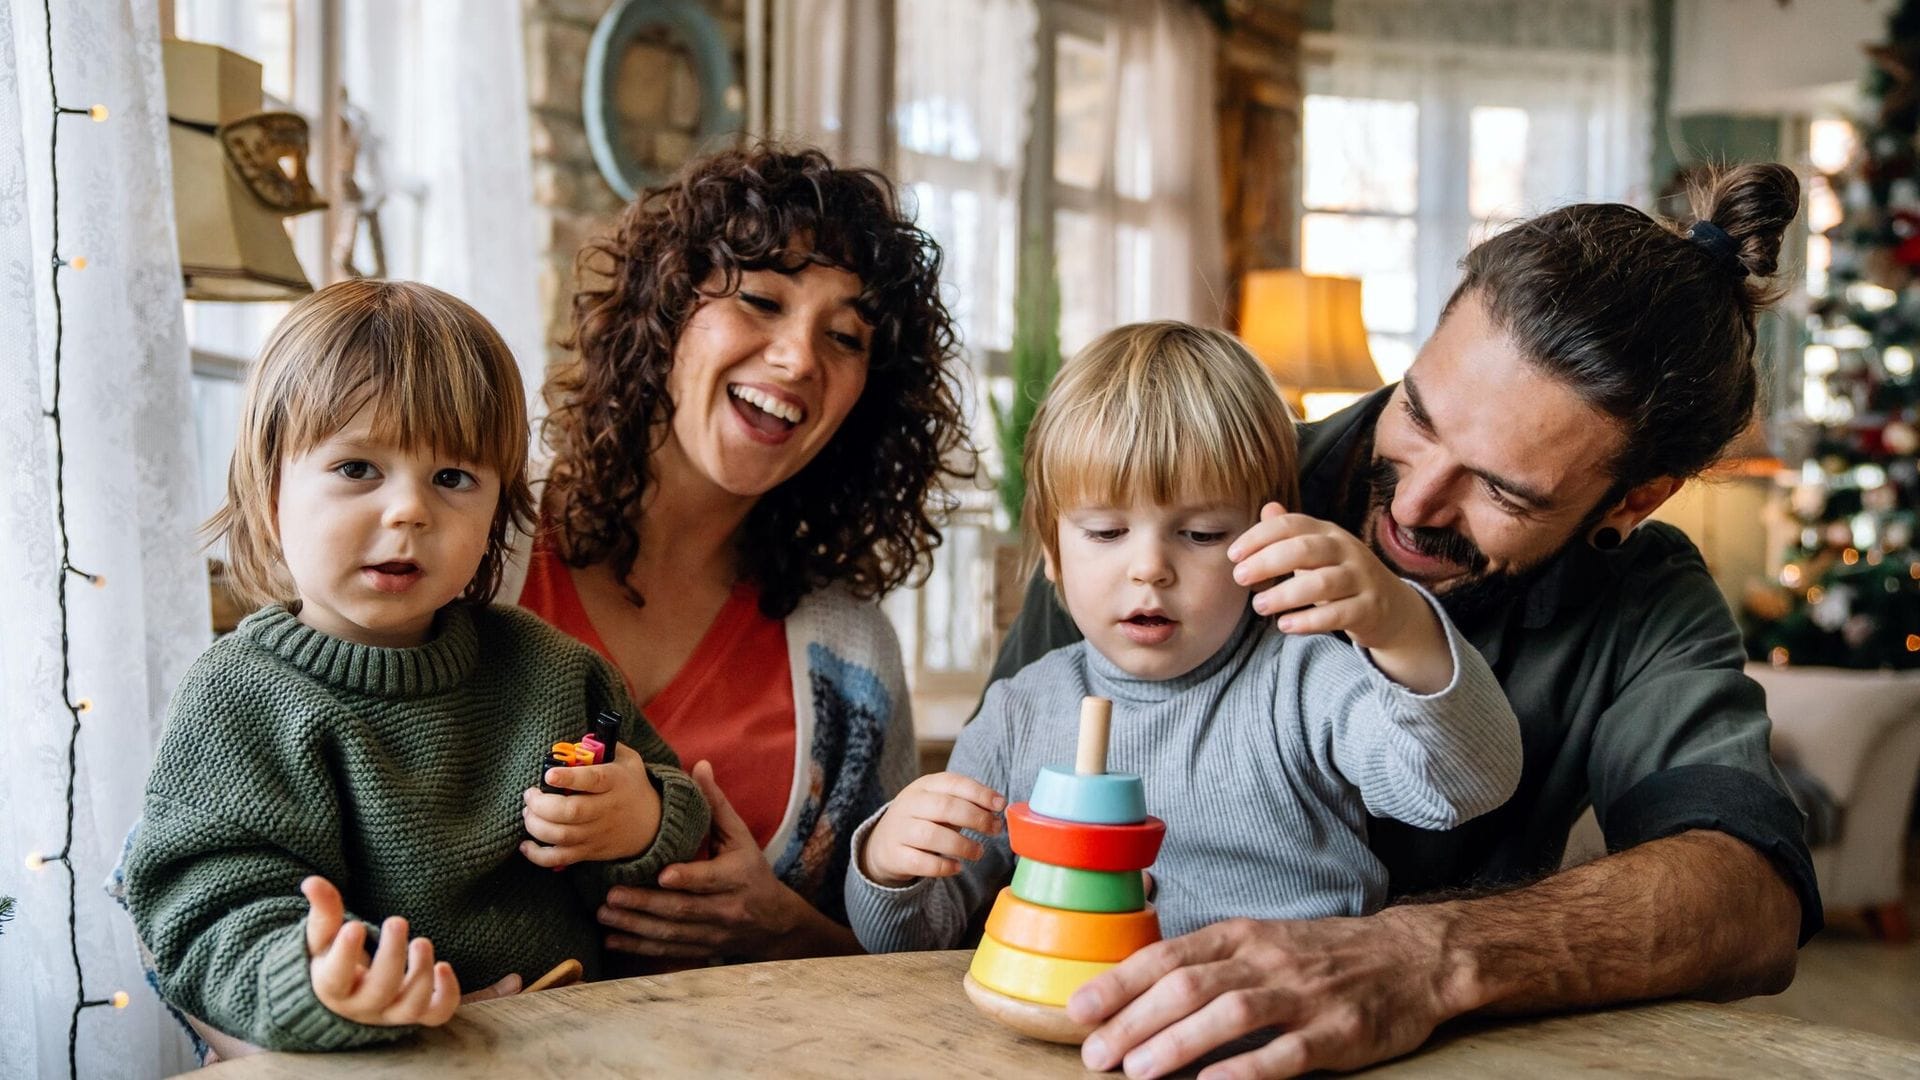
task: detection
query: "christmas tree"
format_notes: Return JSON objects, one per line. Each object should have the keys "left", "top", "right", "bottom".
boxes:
{"left": 1742, "top": 0, "right": 1920, "bottom": 670}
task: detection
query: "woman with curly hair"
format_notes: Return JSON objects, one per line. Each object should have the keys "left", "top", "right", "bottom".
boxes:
{"left": 499, "top": 145, "right": 973, "bottom": 964}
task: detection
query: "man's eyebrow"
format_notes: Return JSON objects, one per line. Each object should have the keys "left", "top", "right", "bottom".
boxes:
{"left": 1402, "top": 374, "right": 1554, "bottom": 511}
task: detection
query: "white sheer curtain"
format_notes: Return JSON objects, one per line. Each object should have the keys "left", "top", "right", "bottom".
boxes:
{"left": 1304, "top": 0, "right": 1652, "bottom": 376}
{"left": 769, "top": 0, "right": 894, "bottom": 169}
{"left": 340, "top": 0, "right": 546, "bottom": 412}
{"left": 0, "top": 1, "right": 205, "bottom": 1075}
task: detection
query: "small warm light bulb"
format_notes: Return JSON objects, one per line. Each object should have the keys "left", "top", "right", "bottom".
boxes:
{"left": 88, "top": 104, "right": 108, "bottom": 122}
{"left": 91, "top": 573, "right": 105, "bottom": 589}
{"left": 26, "top": 852, "right": 45, "bottom": 871}
{"left": 69, "top": 256, "right": 86, "bottom": 271}
{"left": 76, "top": 698, "right": 92, "bottom": 713}
{"left": 1908, "top": 635, "right": 1920, "bottom": 653}
{"left": 111, "top": 991, "right": 130, "bottom": 1009}
{"left": 1842, "top": 548, "right": 1860, "bottom": 565}
{"left": 1768, "top": 646, "right": 1789, "bottom": 667}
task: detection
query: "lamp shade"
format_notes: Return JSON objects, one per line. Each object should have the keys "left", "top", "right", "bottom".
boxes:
{"left": 1237, "top": 271, "right": 1382, "bottom": 394}
{"left": 164, "top": 39, "right": 321, "bottom": 301}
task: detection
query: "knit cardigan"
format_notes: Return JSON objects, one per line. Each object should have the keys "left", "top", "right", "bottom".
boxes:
{"left": 496, "top": 534, "right": 920, "bottom": 923}
{"left": 120, "top": 603, "right": 710, "bottom": 1051}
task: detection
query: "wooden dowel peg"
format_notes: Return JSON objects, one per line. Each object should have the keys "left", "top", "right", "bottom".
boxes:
{"left": 1076, "top": 696, "right": 1112, "bottom": 775}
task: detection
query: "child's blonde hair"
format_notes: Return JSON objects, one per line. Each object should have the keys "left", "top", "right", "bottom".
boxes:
{"left": 1022, "top": 321, "right": 1299, "bottom": 574}
{"left": 210, "top": 279, "right": 536, "bottom": 608}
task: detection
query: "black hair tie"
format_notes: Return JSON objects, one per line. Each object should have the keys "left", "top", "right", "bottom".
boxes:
{"left": 1687, "top": 220, "right": 1746, "bottom": 278}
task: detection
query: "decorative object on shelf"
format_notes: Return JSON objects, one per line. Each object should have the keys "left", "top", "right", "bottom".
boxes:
{"left": 163, "top": 38, "right": 324, "bottom": 300}
{"left": 1743, "top": 1, "right": 1920, "bottom": 671}
{"left": 1237, "top": 269, "right": 1382, "bottom": 416}
{"left": 584, "top": 0, "right": 744, "bottom": 201}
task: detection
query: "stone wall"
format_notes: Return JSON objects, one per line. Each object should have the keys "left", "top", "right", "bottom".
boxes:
{"left": 521, "top": 0, "right": 746, "bottom": 373}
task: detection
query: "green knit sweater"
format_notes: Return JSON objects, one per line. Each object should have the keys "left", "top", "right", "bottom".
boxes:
{"left": 123, "top": 603, "right": 710, "bottom": 1051}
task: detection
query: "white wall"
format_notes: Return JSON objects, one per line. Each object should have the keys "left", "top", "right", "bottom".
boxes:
{"left": 1672, "top": 0, "right": 1897, "bottom": 116}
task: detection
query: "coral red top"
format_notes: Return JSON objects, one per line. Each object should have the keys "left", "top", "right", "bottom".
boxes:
{"left": 517, "top": 537, "right": 797, "bottom": 849}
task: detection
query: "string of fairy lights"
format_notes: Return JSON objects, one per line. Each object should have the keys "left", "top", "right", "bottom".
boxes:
{"left": 21, "top": 1, "right": 130, "bottom": 1075}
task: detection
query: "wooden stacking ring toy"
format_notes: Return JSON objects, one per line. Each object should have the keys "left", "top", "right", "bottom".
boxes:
{"left": 1005, "top": 802, "right": 1164, "bottom": 871}
{"left": 967, "top": 696, "right": 1163, "bottom": 1046}
{"left": 1028, "top": 764, "right": 1146, "bottom": 824}
{"left": 984, "top": 887, "right": 1160, "bottom": 962}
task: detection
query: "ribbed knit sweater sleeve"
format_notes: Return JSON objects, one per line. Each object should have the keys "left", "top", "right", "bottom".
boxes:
{"left": 844, "top": 679, "right": 1017, "bottom": 953}
{"left": 1301, "top": 586, "right": 1522, "bottom": 830}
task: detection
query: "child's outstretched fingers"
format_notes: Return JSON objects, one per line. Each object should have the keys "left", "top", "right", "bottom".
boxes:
{"left": 301, "top": 875, "right": 347, "bottom": 956}
{"left": 310, "top": 918, "right": 367, "bottom": 1004}
{"left": 422, "top": 962, "right": 461, "bottom": 1026}
{"left": 387, "top": 937, "right": 440, "bottom": 1021}
{"left": 355, "top": 916, "right": 412, "bottom": 1012}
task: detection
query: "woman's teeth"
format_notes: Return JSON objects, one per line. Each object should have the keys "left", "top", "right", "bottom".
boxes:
{"left": 729, "top": 385, "right": 803, "bottom": 425}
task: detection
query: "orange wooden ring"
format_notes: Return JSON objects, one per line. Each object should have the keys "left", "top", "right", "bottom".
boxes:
{"left": 1005, "top": 802, "right": 1165, "bottom": 871}
{"left": 983, "top": 887, "right": 1161, "bottom": 963}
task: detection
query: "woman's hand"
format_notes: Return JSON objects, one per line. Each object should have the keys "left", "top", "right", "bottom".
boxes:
{"left": 520, "top": 743, "right": 663, "bottom": 867}
{"left": 302, "top": 876, "right": 461, "bottom": 1028}
{"left": 597, "top": 761, "right": 855, "bottom": 961}
{"left": 859, "top": 772, "right": 1005, "bottom": 886}
{"left": 1229, "top": 502, "right": 1452, "bottom": 693}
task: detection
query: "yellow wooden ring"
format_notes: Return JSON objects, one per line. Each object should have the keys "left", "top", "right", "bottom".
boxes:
{"left": 968, "top": 932, "right": 1114, "bottom": 1007}
{"left": 983, "top": 887, "right": 1160, "bottom": 962}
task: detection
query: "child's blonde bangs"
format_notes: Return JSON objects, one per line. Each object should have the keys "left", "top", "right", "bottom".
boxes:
{"left": 1023, "top": 322, "right": 1299, "bottom": 573}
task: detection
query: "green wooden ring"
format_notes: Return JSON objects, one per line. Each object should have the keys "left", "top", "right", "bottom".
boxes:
{"left": 1011, "top": 859, "right": 1146, "bottom": 914}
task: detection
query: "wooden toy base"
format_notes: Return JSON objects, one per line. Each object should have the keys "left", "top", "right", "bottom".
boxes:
{"left": 964, "top": 972, "right": 1096, "bottom": 1045}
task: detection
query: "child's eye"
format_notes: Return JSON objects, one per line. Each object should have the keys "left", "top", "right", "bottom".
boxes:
{"left": 334, "top": 460, "right": 378, "bottom": 481}
{"left": 433, "top": 468, "right": 478, "bottom": 492}
{"left": 1183, "top": 530, "right": 1228, "bottom": 544}
{"left": 1082, "top": 528, "right": 1125, "bottom": 542}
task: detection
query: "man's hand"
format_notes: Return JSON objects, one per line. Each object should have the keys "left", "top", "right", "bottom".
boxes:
{"left": 302, "top": 876, "right": 462, "bottom": 1028}
{"left": 859, "top": 772, "right": 1005, "bottom": 886}
{"left": 1068, "top": 909, "right": 1463, "bottom": 1080}
{"left": 1229, "top": 503, "right": 1450, "bottom": 693}
{"left": 520, "top": 742, "right": 662, "bottom": 866}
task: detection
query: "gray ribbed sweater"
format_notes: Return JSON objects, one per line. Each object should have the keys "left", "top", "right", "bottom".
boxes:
{"left": 846, "top": 599, "right": 1521, "bottom": 950}
{"left": 123, "top": 603, "right": 710, "bottom": 1051}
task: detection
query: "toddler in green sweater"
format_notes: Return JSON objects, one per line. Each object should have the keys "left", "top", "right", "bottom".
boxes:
{"left": 122, "top": 280, "right": 710, "bottom": 1052}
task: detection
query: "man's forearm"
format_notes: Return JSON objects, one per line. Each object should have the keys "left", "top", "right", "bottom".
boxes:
{"left": 1401, "top": 829, "right": 1801, "bottom": 1019}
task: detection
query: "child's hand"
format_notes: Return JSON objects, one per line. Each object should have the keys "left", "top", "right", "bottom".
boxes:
{"left": 1229, "top": 502, "right": 1451, "bottom": 692}
{"left": 302, "top": 876, "right": 460, "bottom": 1028}
{"left": 859, "top": 773, "right": 1006, "bottom": 887}
{"left": 519, "top": 742, "right": 662, "bottom": 867}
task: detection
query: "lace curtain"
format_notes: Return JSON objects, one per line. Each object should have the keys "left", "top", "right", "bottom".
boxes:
{"left": 1306, "top": 0, "right": 1653, "bottom": 368}
{"left": 0, "top": 0, "right": 206, "bottom": 1074}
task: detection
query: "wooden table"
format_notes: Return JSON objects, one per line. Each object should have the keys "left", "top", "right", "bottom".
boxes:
{"left": 198, "top": 950, "right": 1920, "bottom": 1078}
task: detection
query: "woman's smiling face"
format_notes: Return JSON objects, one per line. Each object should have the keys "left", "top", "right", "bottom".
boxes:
{"left": 659, "top": 263, "right": 873, "bottom": 503}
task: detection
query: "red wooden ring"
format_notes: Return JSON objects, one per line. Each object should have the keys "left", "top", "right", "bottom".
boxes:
{"left": 1005, "top": 802, "right": 1165, "bottom": 871}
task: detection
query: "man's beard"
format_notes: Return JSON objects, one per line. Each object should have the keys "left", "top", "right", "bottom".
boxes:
{"left": 1362, "top": 457, "right": 1549, "bottom": 623}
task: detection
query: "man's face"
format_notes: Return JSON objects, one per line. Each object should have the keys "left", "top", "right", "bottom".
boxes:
{"left": 1364, "top": 291, "right": 1626, "bottom": 616}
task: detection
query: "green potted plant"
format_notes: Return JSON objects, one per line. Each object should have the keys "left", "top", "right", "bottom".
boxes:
{"left": 989, "top": 240, "right": 1063, "bottom": 634}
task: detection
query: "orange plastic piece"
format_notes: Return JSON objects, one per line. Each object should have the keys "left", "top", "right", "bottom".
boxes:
{"left": 550, "top": 742, "right": 596, "bottom": 767}
{"left": 1005, "top": 802, "right": 1166, "bottom": 871}
{"left": 984, "top": 887, "right": 1161, "bottom": 962}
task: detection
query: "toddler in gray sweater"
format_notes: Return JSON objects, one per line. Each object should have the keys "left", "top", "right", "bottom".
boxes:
{"left": 846, "top": 322, "right": 1522, "bottom": 950}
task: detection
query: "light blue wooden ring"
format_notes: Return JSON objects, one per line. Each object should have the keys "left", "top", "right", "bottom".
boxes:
{"left": 1028, "top": 765, "right": 1146, "bottom": 825}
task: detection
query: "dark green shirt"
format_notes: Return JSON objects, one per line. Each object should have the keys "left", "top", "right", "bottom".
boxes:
{"left": 990, "top": 388, "right": 1821, "bottom": 941}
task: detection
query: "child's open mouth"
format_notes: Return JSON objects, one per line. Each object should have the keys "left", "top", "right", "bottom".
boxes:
{"left": 363, "top": 561, "right": 422, "bottom": 594}
{"left": 729, "top": 384, "right": 805, "bottom": 440}
{"left": 1118, "top": 612, "right": 1177, "bottom": 645}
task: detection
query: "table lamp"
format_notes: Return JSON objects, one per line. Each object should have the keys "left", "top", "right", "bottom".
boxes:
{"left": 1237, "top": 270, "right": 1382, "bottom": 417}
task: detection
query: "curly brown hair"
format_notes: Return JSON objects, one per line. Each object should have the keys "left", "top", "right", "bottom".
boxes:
{"left": 541, "top": 144, "right": 973, "bottom": 618}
